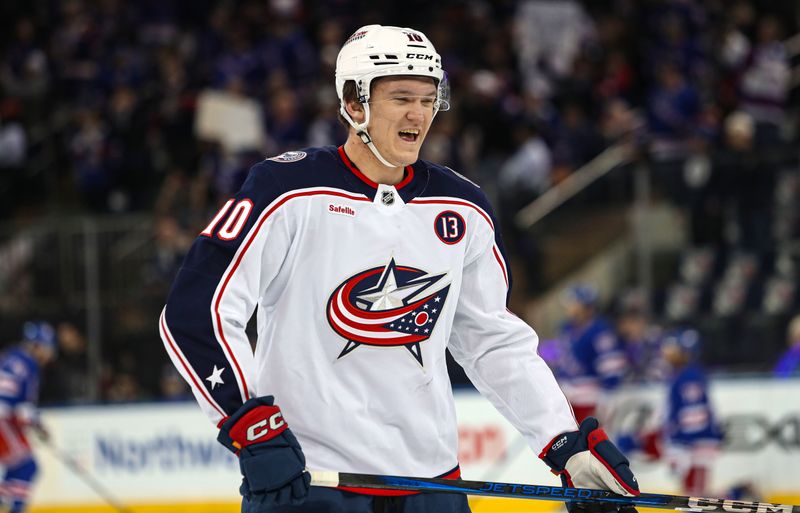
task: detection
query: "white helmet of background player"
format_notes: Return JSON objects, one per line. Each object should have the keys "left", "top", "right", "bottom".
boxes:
{"left": 335, "top": 24, "right": 450, "bottom": 167}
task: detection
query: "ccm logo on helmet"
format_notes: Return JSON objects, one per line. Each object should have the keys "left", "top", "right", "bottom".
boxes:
{"left": 406, "top": 53, "right": 434, "bottom": 60}
{"left": 246, "top": 412, "right": 286, "bottom": 441}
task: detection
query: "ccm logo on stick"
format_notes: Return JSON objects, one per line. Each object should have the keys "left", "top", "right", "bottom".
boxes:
{"left": 686, "top": 498, "right": 793, "bottom": 513}
{"left": 247, "top": 412, "right": 286, "bottom": 441}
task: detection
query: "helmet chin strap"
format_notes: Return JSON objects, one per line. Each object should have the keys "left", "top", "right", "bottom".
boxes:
{"left": 358, "top": 131, "right": 399, "bottom": 169}
{"left": 342, "top": 102, "right": 401, "bottom": 169}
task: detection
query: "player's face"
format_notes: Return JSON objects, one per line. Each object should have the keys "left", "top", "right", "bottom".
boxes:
{"left": 32, "top": 344, "right": 55, "bottom": 366}
{"left": 367, "top": 76, "right": 437, "bottom": 166}
{"left": 661, "top": 343, "right": 684, "bottom": 367}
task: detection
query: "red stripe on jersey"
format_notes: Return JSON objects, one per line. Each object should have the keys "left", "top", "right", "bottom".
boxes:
{"left": 330, "top": 288, "right": 406, "bottom": 332}
{"left": 492, "top": 245, "right": 508, "bottom": 288}
{"left": 214, "top": 189, "right": 371, "bottom": 402}
{"left": 0, "top": 419, "right": 30, "bottom": 464}
{"left": 327, "top": 289, "right": 427, "bottom": 345}
{"left": 338, "top": 466, "right": 461, "bottom": 496}
{"left": 160, "top": 311, "right": 226, "bottom": 418}
{"left": 337, "top": 146, "right": 414, "bottom": 190}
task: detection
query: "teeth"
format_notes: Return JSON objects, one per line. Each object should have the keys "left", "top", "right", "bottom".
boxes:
{"left": 399, "top": 129, "right": 419, "bottom": 135}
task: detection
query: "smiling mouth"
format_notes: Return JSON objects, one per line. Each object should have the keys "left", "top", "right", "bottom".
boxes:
{"left": 398, "top": 129, "right": 420, "bottom": 143}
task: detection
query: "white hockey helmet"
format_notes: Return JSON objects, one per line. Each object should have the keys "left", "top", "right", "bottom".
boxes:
{"left": 335, "top": 25, "right": 449, "bottom": 167}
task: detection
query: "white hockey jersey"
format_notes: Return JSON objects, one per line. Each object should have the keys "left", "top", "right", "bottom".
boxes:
{"left": 160, "top": 145, "right": 576, "bottom": 478}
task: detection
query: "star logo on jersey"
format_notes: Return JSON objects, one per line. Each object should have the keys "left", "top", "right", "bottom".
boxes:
{"left": 206, "top": 365, "right": 225, "bottom": 390}
{"left": 326, "top": 258, "right": 450, "bottom": 365}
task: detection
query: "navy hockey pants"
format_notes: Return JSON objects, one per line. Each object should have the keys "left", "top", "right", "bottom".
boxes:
{"left": 244, "top": 486, "right": 471, "bottom": 513}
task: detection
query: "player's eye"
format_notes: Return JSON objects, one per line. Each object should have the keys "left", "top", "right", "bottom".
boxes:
{"left": 420, "top": 97, "right": 435, "bottom": 108}
{"left": 387, "top": 96, "right": 437, "bottom": 108}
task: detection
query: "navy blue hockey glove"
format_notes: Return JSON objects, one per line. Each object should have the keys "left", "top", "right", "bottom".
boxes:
{"left": 540, "top": 417, "right": 639, "bottom": 513}
{"left": 218, "top": 396, "right": 310, "bottom": 510}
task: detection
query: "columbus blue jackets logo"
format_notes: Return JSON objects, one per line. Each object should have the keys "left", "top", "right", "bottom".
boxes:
{"left": 326, "top": 258, "right": 450, "bottom": 365}
{"left": 268, "top": 151, "right": 307, "bottom": 163}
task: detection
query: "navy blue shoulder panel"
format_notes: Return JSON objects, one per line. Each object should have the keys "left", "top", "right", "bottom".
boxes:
{"left": 253, "top": 146, "right": 364, "bottom": 196}
{"left": 417, "top": 160, "right": 488, "bottom": 210}
{"left": 417, "top": 160, "right": 514, "bottom": 302}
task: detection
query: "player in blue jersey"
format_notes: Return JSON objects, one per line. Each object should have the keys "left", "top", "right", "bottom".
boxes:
{"left": 160, "top": 25, "right": 640, "bottom": 513}
{"left": 0, "top": 322, "right": 56, "bottom": 513}
{"left": 618, "top": 328, "right": 722, "bottom": 495}
{"left": 774, "top": 314, "right": 800, "bottom": 377}
{"left": 555, "top": 285, "right": 630, "bottom": 423}
{"left": 660, "top": 329, "right": 721, "bottom": 496}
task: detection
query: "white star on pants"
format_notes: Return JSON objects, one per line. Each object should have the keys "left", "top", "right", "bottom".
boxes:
{"left": 206, "top": 365, "right": 225, "bottom": 390}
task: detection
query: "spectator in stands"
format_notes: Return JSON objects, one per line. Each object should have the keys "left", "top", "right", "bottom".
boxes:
{"left": 159, "top": 364, "right": 191, "bottom": 402}
{"left": 713, "top": 110, "right": 775, "bottom": 252}
{"left": 0, "top": 100, "right": 26, "bottom": 170}
{"left": 598, "top": 97, "right": 641, "bottom": 147}
{"left": 595, "top": 50, "right": 635, "bottom": 102}
{"left": 616, "top": 295, "right": 668, "bottom": 383}
{"left": 264, "top": 86, "right": 307, "bottom": 153}
{"left": 646, "top": 60, "right": 701, "bottom": 202}
{"left": 551, "top": 100, "right": 605, "bottom": 169}
{"left": 774, "top": 314, "right": 800, "bottom": 378}
{"left": 104, "top": 372, "right": 142, "bottom": 403}
{"left": 0, "top": 18, "right": 50, "bottom": 117}
{"left": 41, "top": 321, "right": 91, "bottom": 404}
{"left": 0, "top": 99, "right": 28, "bottom": 216}
{"left": 69, "top": 107, "right": 112, "bottom": 211}
{"left": 106, "top": 84, "right": 152, "bottom": 211}
{"left": 497, "top": 121, "right": 552, "bottom": 292}
{"left": 553, "top": 284, "right": 629, "bottom": 422}
{"left": 735, "top": 15, "right": 790, "bottom": 145}
{"left": 144, "top": 216, "right": 192, "bottom": 292}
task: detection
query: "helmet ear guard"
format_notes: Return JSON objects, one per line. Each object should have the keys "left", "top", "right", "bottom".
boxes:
{"left": 435, "top": 71, "right": 451, "bottom": 114}
{"left": 335, "top": 25, "right": 448, "bottom": 167}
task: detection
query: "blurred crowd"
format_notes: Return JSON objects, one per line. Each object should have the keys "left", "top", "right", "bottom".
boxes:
{"left": 0, "top": 0, "right": 798, "bottom": 404}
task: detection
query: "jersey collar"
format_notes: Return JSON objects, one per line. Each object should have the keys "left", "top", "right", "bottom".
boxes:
{"left": 337, "top": 146, "right": 427, "bottom": 202}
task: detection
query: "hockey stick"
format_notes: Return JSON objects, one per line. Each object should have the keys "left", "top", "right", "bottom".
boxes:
{"left": 37, "top": 436, "right": 135, "bottom": 513}
{"left": 310, "top": 471, "right": 800, "bottom": 513}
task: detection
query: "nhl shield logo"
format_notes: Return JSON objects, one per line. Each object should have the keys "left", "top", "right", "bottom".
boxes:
{"left": 326, "top": 258, "right": 450, "bottom": 365}
{"left": 381, "top": 190, "right": 395, "bottom": 205}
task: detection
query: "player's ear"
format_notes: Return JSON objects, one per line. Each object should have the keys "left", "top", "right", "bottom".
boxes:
{"left": 345, "top": 99, "right": 365, "bottom": 123}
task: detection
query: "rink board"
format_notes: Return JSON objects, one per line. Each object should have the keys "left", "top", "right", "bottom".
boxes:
{"left": 28, "top": 377, "right": 800, "bottom": 511}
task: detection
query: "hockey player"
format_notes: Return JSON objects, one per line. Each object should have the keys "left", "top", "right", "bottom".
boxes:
{"left": 160, "top": 25, "right": 640, "bottom": 513}
{"left": 660, "top": 329, "right": 721, "bottom": 496}
{"left": 774, "top": 313, "right": 800, "bottom": 377}
{"left": 616, "top": 304, "right": 668, "bottom": 384}
{"left": 0, "top": 322, "right": 56, "bottom": 513}
{"left": 556, "top": 285, "right": 629, "bottom": 422}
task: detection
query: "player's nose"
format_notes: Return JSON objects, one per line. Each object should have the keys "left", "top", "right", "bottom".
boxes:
{"left": 406, "top": 102, "right": 426, "bottom": 123}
